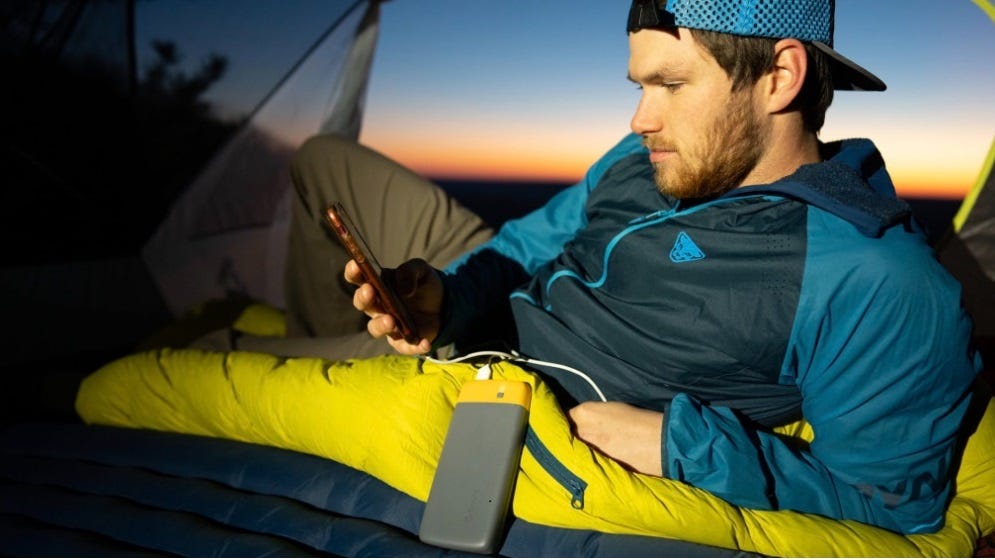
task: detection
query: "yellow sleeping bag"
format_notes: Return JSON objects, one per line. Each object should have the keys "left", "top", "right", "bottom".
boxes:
{"left": 77, "top": 348, "right": 995, "bottom": 557}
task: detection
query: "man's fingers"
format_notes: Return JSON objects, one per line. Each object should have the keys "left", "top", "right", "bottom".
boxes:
{"left": 366, "top": 314, "right": 432, "bottom": 354}
{"left": 366, "top": 312, "right": 397, "bottom": 338}
{"left": 345, "top": 257, "right": 437, "bottom": 355}
{"left": 343, "top": 259, "right": 364, "bottom": 285}
{"left": 352, "top": 283, "right": 382, "bottom": 317}
{"left": 387, "top": 336, "right": 432, "bottom": 356}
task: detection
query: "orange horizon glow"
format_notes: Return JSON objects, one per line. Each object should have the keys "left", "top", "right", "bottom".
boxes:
{"left": 884, "top": 145, "right": 987, "bottom": 200}
{"left": 378, "top": 147, "right": 588, "bottom": 184}
{"left": 361, "top": 122, "right": 623, "bottom": 185}
{"left": 366, "top": 140, "right": 978, "bottom": 200}
{"left": 891, "top": 176, "right": 975, "bottom": 200}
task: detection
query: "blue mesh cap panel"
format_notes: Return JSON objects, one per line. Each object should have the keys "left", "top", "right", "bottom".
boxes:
{"left": 665, "top": 0, "right": 832, "bottom": 43}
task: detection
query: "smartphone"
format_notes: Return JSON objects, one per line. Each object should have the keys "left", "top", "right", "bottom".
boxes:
{"left": 324, "top": 202, "right": 420, "bottom": 343}
{"left": 419, "top": 379, "right": 532, "bottom": 554}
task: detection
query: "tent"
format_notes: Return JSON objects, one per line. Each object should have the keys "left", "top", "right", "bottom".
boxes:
{"left": 938, "top": 136, "right": 995, "bottom": 370}
{"left": 936, "top": 0, "right": 995, "bottom": 375}
{"left": 1, "top": 0, "right": 993, "bottom": 556}
{"left": 1, "top": 0, "right": 381, "bottom": 374}
{"left": 140, "top": 1, "right": 381, "bottom": 317}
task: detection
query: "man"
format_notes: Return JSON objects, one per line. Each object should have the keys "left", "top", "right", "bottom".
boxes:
{"left": 294, "top": 0, "right": 981, "bottom": 535}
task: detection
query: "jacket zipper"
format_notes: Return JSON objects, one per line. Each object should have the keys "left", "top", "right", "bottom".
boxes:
{"left": 627, "top": 206, "right": 677, "bottom": 225}
{"left": 525, "top": 427, "right": 587, "bottom": 509}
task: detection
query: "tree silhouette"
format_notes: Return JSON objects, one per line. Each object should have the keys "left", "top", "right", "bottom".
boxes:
{"left": 1, "top": 19, "right": 239, "bottom": 264}
{"left": 134, "top": 40, "right": 237, "bottom": 224}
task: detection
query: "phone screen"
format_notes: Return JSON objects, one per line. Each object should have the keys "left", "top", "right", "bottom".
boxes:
{"left": 324, "top": 203, "right": 420, "bottom": 343}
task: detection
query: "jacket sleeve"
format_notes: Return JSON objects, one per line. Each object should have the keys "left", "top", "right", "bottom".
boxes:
{"left": 443, "top": 132, "right": 644, "bottom": 276}
{"left": 436, "top": 133, "right": 644, "bottom": 347}
{"left": 663, "top": 221, "right": 982, "bottom": 534}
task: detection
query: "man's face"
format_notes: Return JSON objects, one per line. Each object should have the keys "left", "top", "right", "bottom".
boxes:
{"left": 628, "top": 28, "right": 769, "bottom": 199}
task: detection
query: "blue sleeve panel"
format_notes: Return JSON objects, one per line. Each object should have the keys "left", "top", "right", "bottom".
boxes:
{"left": 665, "top": 206, "right": 982, "bottom": 534}
{"left": 437, "top": 133, "right": 645, "bottom": 347}
{"left": 444, "top": 133, "right": 645, "bottom": 276}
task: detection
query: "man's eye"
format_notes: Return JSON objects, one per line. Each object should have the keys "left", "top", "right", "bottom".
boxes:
{"left": 664, "top": 82, "right": 684, "bottom": 93}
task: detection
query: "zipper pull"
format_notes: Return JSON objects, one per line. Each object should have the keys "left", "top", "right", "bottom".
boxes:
{"left": 628, "top": 205, "right": 679, "bottom": 225}
{"left": 569, "top": 482, "right": 585, "bottom": 509}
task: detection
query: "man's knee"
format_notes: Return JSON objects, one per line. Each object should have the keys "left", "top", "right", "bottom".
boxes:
{"left": 289, "top": 134, "right": 365, "bottom": 206}
{"left": 291, "top": 134, "right": 355, "bottom": 176}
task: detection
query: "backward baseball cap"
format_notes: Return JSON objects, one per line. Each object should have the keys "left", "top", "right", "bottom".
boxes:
{"left": 627, "top": 0, "right": 886, "bottom": 91}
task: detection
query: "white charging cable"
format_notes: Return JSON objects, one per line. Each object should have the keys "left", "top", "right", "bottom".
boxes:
{"left": 422, "top": 350, "right": 608, "bottom": 402}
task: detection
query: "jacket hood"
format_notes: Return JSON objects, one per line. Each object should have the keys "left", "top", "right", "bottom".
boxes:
{"left": 728, "top": 138, "right": 912, "bottom": 237}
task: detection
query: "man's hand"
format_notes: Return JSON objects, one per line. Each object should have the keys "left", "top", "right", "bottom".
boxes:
{"left": 346, "top": 258, "right": 442, "bottom": 355}
{"left": 568, "top": 401, "right": 664, "bottom": 476}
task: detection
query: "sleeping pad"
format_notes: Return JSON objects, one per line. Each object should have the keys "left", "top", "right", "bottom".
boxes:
{"left": 76, "top": 347, "right": 995, "bottom": 557}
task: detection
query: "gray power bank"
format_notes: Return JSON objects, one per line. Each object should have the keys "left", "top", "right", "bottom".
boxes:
{"left": 419, "top": 380, "right": 531, "bottom": 554}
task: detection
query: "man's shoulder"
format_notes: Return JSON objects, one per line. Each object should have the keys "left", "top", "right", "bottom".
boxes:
{"left": 604, "top": 132, "right": 647, "bottom": 158}
{"left": 804, "top": 205, "right": 956, "bottom": 298}
{"left": 587, "top": 133, "right": 649, "bottom": 186}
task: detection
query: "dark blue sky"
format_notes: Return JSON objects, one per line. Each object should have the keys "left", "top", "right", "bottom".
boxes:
{"left": 137, "top": 0, "right": 995, "bottom": 195}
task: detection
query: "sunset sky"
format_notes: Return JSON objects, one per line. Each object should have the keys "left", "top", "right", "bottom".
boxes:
{"left": 358, "top": 0, "right": 995, "bottom": 199}
{"left": 138, "top": 0, "right": 995, "bottom": 200}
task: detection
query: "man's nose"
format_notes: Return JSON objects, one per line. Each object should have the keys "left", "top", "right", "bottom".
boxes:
{"left": 630, "top": 92, "right": 663, "bottom": 135}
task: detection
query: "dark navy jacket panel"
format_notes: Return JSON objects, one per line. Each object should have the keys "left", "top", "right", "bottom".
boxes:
{"left": 513, "top": 153, "right": 806, "bottom": 426}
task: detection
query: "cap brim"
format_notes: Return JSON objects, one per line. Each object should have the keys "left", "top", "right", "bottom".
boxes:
{"left": 812, "top": 41, "right": 887, "bottom": 92}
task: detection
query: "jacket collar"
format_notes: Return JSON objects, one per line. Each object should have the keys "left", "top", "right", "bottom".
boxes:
{"left": 726, "top": 138, "right": 912, "bottom": 237}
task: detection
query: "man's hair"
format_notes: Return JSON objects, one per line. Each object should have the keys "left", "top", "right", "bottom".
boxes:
{"left": 690, "top": 29, "right": 834, "bottom": 133}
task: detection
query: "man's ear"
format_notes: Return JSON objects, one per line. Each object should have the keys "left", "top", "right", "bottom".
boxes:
{"left": 761, "top": 38, "right": 808, "bottom": 114}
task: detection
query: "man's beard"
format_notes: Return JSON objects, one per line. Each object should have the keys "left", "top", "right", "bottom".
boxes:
{"left": 648, "top": 91, "right": 767, "bottom": 200}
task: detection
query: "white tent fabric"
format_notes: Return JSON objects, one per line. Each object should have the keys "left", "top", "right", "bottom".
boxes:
{"left": 142, "top": 0, "right": 381, "bottom": 316}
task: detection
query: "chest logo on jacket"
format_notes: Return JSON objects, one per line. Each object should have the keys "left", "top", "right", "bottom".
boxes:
{"left": 669, "top": 231, "right": 706, "bottom": 263}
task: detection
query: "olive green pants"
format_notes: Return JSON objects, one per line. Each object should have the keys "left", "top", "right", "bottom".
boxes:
{"left": 235, "top": 135, "right": 493, "bottom": 360}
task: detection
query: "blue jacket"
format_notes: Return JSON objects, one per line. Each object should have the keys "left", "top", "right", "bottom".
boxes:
{"left": 439, "top": 133, "right": 982, "bottom": 534}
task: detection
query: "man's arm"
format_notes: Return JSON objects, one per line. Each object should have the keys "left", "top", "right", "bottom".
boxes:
{"left": 663, "top": 235, "right": 981, "bottom": 534}
{"left": 443, "top": 132, "right": 644, "bottom": 276}
{"left": 435, "top": 133, "right": 646, "bottom": 348}
{"left": 350, "top": 134, "right": 644, "bottom": 353}
{"left": 569, "top": 223, "right": 981, "bottom": 534}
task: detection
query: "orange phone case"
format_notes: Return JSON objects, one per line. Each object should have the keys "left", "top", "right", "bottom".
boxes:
{"left": 324, "top": 202, "right": 419, "bottom": 343}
